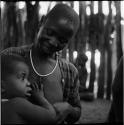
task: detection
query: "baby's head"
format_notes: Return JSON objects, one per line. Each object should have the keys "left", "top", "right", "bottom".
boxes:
{"left": 1, "top": 54, "right": 32, "bottom": 99}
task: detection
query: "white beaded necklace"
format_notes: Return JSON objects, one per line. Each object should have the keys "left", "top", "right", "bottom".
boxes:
{"left": 30, "top": 49, "right": 58, "bottom": 77}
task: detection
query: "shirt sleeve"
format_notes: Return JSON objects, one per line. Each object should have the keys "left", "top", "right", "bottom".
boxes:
{"left": 0, "top": 45, "right": 32, "bottom": 56}
{"left": 68, "top": 63, "right": 81, "bottom": 108}
{"left": 0, "top": 47, "right": 22, "bottom": 56}
{"left": 65, "top": 62, "right": 81, "bottom": 123}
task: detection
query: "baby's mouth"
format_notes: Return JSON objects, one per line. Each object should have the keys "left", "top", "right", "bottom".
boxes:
{"left": 26, "top": 88, "right": 32, "bottom": 97}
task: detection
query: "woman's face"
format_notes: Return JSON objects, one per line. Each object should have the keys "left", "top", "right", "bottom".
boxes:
{"left": 35, "top": 17, "right": 75, "bottom": 56}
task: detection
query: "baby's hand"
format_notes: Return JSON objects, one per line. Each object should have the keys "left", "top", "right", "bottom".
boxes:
{"left": 30, "top": 82, "right": 46, "bottom": 103}
{"left": 31, "top": 82, "right": 44, "bottom": 96}
{"left": 30, "top": 83, "right": 52, "bottom": 108}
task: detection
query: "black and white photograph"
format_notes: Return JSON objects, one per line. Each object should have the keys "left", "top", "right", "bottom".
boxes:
{"left": 0, "top": 1, "right": 124, "bottom": 124}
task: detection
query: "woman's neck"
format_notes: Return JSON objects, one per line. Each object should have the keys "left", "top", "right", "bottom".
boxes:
{"left": 32, "top": 46, "right": 56, "bottom": 62}
{"left": 30, "top": 47, "right": 58, "bottom": 76}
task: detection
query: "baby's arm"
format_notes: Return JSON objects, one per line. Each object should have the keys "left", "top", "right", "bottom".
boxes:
{"left": 29, "top": 83, "right": 56, "bottom": 116}
{"left": 11, "top": 97, "right": 56, "bottom": 124}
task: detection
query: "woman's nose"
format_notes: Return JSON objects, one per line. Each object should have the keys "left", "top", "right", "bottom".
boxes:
{"left": 49, "top": 38, "right": 58, "bottom": 47}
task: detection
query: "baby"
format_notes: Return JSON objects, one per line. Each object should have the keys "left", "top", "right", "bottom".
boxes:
{"left": 1, "top": 54, "right": 56, "bottom": 124}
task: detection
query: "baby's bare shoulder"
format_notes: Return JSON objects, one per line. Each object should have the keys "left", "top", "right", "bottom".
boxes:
{"left": 2, "top": 98, "right": 29, "bottom": 112}
{"left": 9, "top": 97, "right": 30, "bottom": 106}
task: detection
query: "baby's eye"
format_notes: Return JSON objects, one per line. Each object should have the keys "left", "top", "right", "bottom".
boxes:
{"left": 21, "top": 73, "right": 26, "bottom": 81}
{"left": 22, "top": 75, "right": 25, "bottom": 80}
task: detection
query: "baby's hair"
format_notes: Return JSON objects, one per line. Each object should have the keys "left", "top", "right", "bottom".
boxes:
{"left": 1, "top": 54, "right": 27, "bottom": 80}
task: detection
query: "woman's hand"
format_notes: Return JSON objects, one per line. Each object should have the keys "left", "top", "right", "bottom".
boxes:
{"left": 53, "top": 102, "right": 72, "bottom": 124}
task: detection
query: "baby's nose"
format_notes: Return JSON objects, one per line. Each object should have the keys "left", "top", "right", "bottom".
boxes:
{"left": 26, "top": 80, "right": 31, "bottom": 86}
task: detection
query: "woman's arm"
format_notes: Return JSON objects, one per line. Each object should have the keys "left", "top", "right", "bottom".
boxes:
{"left": 53, "top": 63, "right": 81, "bottom": 124}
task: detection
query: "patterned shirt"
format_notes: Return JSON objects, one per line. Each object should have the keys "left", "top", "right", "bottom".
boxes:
{"left": 1, "top": 45, "right": 81, "bottom": 123}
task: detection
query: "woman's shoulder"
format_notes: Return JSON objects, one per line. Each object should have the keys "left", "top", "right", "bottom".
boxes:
{"left": 59, "top": 58, "right": 78, "bottom": 73}
{"left": 0, "top": 44, "right": 33, "bottom": 56}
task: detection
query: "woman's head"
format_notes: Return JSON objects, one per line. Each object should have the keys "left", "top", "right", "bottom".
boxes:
{"left": 35, "top": 4, "right": 79, "bottom": 57}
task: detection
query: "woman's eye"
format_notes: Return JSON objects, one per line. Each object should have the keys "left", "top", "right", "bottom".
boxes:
{"left": 59, "top": 37, "right": 68, "bottom": 44}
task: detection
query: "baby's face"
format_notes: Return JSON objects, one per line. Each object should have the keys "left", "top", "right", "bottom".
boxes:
{"left": 5, "top": 61, "right": 32, "bottom": 98}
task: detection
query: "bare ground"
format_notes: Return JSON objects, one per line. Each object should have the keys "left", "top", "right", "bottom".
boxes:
{"left": 76, "top": 99, "right": 112, "bottom": 124}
